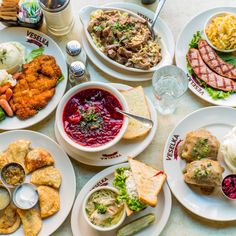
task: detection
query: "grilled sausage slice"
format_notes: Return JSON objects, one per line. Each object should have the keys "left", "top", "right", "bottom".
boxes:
{"left": 187, "top": 48, "right": 236, "bottom": 91}
{"left": 198, "top": 39, "right": 236, "bottom": 79}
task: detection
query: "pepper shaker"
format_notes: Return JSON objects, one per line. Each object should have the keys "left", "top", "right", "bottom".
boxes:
{"left": 66, "top": 40, "right": 87, "bottom": 65}
{"left": 69, "top": 61, "right": 90, "bottom": 86}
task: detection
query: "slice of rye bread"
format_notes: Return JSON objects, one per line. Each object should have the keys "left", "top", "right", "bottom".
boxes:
{"left": 121, "top": 86, "right": 151, "bottom": 139}
{"left": 129, "top": 157, "right": 166, "bottom": 207}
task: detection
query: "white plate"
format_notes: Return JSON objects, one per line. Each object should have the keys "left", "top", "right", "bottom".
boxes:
{"left": 71, "top": 163, "right": 172, "bottom": 236}
{"left": 0, "top": 130, "right": 76, "bottom": 235}
{"left": 79, "top": 6, "right": 172, "bottom": 73}
{"left": 82, "top": 2, "right": 174, "bottom": 81}
{"left": 175, "top": 7, "right": 236, "bottom": 107}
{"left": 163, "top": 106, "right": 236, "bottom": 221}
{"left": 0, "top": 27, "right": 68, "bottom": 130}
{"left": 55, "top": 83, "right": 157, "bottom": 166}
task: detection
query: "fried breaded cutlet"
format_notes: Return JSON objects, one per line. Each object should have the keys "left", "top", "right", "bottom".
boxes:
{"left": 10, "top": 55, "right": 62, "bottom": 120}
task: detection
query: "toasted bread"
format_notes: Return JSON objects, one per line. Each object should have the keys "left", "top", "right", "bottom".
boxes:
{"left": 121, "top": 86, "right": 151, "bottom": 140}
{"left": 129, "top": 158, "right": 166, "bottom": 207}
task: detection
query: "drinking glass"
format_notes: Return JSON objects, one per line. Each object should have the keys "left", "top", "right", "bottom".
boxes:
{"left": 152, "top": 65, "right": 188, "bottom": 115}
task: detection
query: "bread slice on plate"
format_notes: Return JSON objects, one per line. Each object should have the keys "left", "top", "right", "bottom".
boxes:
{"left": 129, "top": 158, "right": 166, "bottom": 207}
{"left": 121, "top": 86, "right": 151, "bottom": 140}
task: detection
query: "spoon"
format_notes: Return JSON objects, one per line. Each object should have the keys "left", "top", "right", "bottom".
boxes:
{"left": 115, "top": 108, "right": 154, "bottom": 128}
{"left": 150, "top": 0, "right": 166, "bottom": 39}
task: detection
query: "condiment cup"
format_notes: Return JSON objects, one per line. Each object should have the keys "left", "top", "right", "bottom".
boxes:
{"left": 221, "top": 174, "right": 236, "bottom": 200}
{"left": 204, "top": 12, "right": 236, "bottom": 53}
{"left": 56, "top": 81, "right": 129, "bottom": 153}
{"left": 13, "top": 183, "right": 39, "bottom": 209}
{"left": 82, "top": 186, "right": 126, "bottom": 231}
{"left": 0, "top": 185, "right": 11, "bottom": 211}
{"left": 0, "top": 162, "right": 26, "bottom": 188}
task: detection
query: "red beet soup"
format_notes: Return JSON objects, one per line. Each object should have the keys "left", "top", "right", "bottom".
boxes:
{"left": 63, "top": 88, "right": 124, "bottom": 147}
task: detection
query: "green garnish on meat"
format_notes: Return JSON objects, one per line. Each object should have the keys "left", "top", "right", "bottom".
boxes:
{"left": 194, "top": 167, "right": 211, "bottom": 179}
{"left": 191, "top": 138, "right": 209, "bottom": 160}
{"left": 112, "top": 22, "right": 135, "bottom": 32}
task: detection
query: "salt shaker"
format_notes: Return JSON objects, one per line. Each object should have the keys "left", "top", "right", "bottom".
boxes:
{"left": 69, "top": 61, "right": 90, "bottom": 86}
{"left": 66, "top": 40, "right": 87, "bottom": 65}
{"left": 39, "top": 0, "right": 74, "bottom": 36}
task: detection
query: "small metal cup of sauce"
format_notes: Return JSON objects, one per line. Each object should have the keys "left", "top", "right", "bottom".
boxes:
{"left": 13, "top": 183, "right": 39, "bottom": 210}
{"left": 0, "top": 163, "right": 26, "bottom": 188}
{"left": 0, "top": 185, "right": 11, "bottom": 212}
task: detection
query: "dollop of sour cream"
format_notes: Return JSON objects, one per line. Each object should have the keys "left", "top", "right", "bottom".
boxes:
{"left": 221, "top": 127, "right": 236, "bottom": 173}
{"left": 14, "top": 184, "right": 38, "bottom": 209}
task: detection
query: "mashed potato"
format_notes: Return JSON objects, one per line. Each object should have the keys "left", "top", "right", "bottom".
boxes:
{"left": 221, "top": 126, "right": 236, "bottom": 173}
{"left": 0, "top": 42, "right": 25, "bottom": 74}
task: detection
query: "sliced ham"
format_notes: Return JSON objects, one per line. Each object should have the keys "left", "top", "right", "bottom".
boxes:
{"left": 198, "top": 39, "right": 236, "bottom": 79}
{"left": 187, "top": 48, "right": 236, "bottom": 91}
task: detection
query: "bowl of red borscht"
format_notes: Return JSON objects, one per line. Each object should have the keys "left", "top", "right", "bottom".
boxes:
{"left": 56, "top": 82, "right": 129, "bottom": 152}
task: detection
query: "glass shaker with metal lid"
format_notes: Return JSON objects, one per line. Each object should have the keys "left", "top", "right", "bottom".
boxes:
{"left": 69, "top": 61, "right": 90, "bottom": 86}
{"left": 66, "top": 40, "right": 87, "bottom": 65}
{"left": 39, "top": 0, "right": 74, "bottom": 36}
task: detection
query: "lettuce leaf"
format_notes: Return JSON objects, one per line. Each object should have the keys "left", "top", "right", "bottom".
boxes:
{"left": 205, "top": 87, "right": 233, "bottom": 100}
{"left": 217, "top": 53, "right": 236, "bottom": 66}
{"left": 57, "top": 74, "right": 65, "bottom": 85}
{"left": 26, "top": 47, "right": 44, "bottom": 62}
{"left": 189, "top": 31, "right": 201, "bottom": 48}
{"left": 113, "top": 167, "right": 146, "bottom": 212}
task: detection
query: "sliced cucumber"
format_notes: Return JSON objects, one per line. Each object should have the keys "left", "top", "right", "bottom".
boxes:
{"left": 117, "top": 213, "right": 156, "bottom": 236}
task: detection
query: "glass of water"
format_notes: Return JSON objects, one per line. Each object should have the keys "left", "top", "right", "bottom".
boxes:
{"left": 152, "top": 65, "right": 188, "bottom": 115}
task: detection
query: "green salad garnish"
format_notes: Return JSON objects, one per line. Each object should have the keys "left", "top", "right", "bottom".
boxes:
{"left": 113, "top": 167, "right": 146, "bottom": 212}
{"left": 25, "top": 47, "right": 44, "bottom": 62}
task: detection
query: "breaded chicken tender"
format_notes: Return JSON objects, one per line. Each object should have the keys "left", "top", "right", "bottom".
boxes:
{"left": 10, "top": 55, "right": 62, "bottom": 120}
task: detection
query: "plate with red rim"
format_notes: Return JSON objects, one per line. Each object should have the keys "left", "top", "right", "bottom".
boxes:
{"left": 81, "top": 2, "right": 174, "bottom": 81}
{"left": 175, "top": 7, "right": 236, "bottom": 107}
{"left": 54, "top": 83, "right": 158, "bottom": 166}
{"left": 0, "top": 27, "right": 67, "bottom": 130}
{"left": 163, "top": 106, "right": 236, "bottom": 221}
{"left": 70, "top": 162, "right": 172, "bottom": 236}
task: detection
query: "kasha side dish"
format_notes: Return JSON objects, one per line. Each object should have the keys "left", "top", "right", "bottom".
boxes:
{"left": 87, "top": 9, "right": 162, "bottom": 70}
{"left": 187, "top": 32, "right": 236, "bottom": 100}
{"left": 0, "top": 140, "right": 61, "bottom": 236}
{"left": 0, "top": 43, "right": 64, "bottom": 122}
